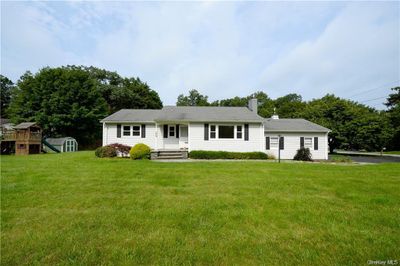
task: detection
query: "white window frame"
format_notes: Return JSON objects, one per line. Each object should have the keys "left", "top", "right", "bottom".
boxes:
{"left": 304, "top": 137, "right": 312, "bottom": 148}
{"left": 132, "top": 125, "right": 141, "bottom": 136}
{"left": 218, "top": 125, "right": 235, "bottom": 139}
{"left": 209, "top": 124, "right": 245, "bottom": 140}
{"left": 236, "top": 125, "right": 243, "bottom": 139}
{"left": 123, "top": 125, "right": 141, "bottom": 137}
{"left": 210, "top": 124, "right": 217, "bottom": 139}
{"left": 123, "top": 125, "right": 131, "bottom": 136}
{"left": 270, "top": 137, "right": 279, "bottom": 149}
{"left": 169, "top": 125, "right": 175, "bottom": 137}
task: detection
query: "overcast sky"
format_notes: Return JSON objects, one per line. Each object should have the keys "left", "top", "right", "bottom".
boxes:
{"left": 1, "top": 1, "right": 399, "bottom": 109}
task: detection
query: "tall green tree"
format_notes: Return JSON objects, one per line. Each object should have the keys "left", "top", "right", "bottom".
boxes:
{"left": 1, "top": 75, "right": 14, "bottom": 118}
{"left": 211, "top": 91, "right": 274, "bottom": 117}
{"left": 274, "top": 93, "right": 306, "bottom": 118}
{"left": 385, "top": 87, "right": 400, "bottom": 150}
{"left": 84, "top": 66, "right": 162, "bottom": 112}
{"left": 176, "top": 89, "right": 210, "bottom": 106}
{"left": 301, "top": 94, "right": 392, "bottom": 152}
{"left": 8, "top": 66, "right": 163, "bottom": 147}
{"left": 8, "top": 67, "right": 108, "bottom": 146}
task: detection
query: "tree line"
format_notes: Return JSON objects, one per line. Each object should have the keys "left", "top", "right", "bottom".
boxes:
{"left": 1, "top": 66, "right": 162, "bottom": 148}
{"left": 177, "top": 89, "right": 399, "bottom": 152}
{"left": 1, "top": 65, "right": 399, "bottom": 152}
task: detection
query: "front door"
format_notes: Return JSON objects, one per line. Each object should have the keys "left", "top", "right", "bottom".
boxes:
{"left": 179, "top": 126, "right": 188, "bottom": 149}
{"left": 163, "top": 125, "right": 179, "bottom": 149}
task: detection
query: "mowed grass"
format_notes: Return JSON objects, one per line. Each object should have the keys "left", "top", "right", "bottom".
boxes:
{"left": 385, "top": 151, "right": 400, "bottom": 155}
{"left": 1, "top": 152, "right": 399, "bottom": 265}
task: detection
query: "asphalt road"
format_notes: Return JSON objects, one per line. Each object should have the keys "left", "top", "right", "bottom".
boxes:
{"left": 329, "top": 154, "right": 400, "bottom": 163}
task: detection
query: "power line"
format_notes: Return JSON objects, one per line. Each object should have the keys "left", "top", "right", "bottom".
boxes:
{"left": 359, "top": 96, "right": 387, "bottom": 103}
{"left": 347, "top": 80, "right": 399, "bottom": 99}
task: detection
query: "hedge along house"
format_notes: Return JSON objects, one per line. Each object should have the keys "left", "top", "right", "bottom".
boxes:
{"left": 43, "top": 137, "right": 78, "bottom": 153}
{"left": 101, "top": 99, "right": 330, "bottom": 160}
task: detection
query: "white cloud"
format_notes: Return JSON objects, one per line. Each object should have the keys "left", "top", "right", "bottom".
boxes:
{"left": 260, "top": 2, "right": 399, "bottom": 107}
{"left": 1, "top": 1, "right": 398, "bottom": 108}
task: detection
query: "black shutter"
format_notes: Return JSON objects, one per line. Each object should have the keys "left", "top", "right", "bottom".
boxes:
{"left": 163, "top": 125, "right": 168, "bottom": 138}
{"left": 204, "top": 124, "right": 209, "bottom": 140}
{"left": 176, "top": 125, "right": 179, "bottom": 138}
{"left": 300, "top": 137, "right": 304, "bottom": 148}
{"left": 141, "top": 124, "right": 146, "bottom": 138}
{"left": 244, "top": 124, "right": 249, "bottom": 141}
{"left": 117, "top": 124, "right": 121, "bottom": 138}
{"left": 314, "top": 137, "right": 318, "bottom": 150}
{"left": 266, "top": 137, "right": 270, "bottom": 150}
{"left": 279, "top": 137, "right": 284, "bottom": 150}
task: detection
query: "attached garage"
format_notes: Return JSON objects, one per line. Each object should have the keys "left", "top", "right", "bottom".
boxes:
{"left": 44, "top": 137, "right": 78, "bottom": 153}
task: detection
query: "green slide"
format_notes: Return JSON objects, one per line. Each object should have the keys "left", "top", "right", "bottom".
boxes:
{"left": 42, "top": 139, "right": 60, "bottom": 153}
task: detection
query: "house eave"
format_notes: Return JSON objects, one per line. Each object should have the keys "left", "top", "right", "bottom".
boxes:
{"left": 264, "top": 129, "right": 331, "bottom": 133}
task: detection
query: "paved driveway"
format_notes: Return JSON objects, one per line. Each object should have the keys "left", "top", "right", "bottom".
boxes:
{"left": 329, "top": 154, "right": 400, "bottom": 163}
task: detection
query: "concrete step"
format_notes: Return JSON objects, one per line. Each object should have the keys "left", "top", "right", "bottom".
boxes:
{"left": 158, "top": 152, "right": 184, "bottom": 156}
{"left": 156, "top": 155, "right": 184, "bottom": 160}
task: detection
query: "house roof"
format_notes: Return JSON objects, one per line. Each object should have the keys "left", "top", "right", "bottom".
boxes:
{"left": 0, "top": 118, "right": 10, "bottom": 125}
{"left": 155, "top": 106, "right": 264, "bottom": 122}
{"left": 101, "top": 107, "right": 264, "bottom": 123}
{"left": 101, "top": 109, "right": 163, "bottom": 123}
{"left": 263, "top": 118, "right": 330, "bottom": 132}
{"left": 45, "top": 137, "right": 76, "bottom": 146}
{"left": 14, "top": 122, "right": 38, "bottom": 129}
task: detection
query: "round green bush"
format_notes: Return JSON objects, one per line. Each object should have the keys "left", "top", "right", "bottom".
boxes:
{"left": 95, "top": 145, "right": 117, "bottom": 158}
{"left": 130, "top": 143, "right": 151, "bottom": 160}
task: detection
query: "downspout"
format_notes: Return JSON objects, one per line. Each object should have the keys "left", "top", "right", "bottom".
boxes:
{"left": 188, "top": 122, "right": 191, "bottom": 152}
{"left": 155, "top": 122, "right": 158, "bottom": 150}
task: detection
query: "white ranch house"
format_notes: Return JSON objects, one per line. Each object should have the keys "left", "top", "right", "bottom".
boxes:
{"left": 101, "top": 99, "right": 330, "bottom": 160}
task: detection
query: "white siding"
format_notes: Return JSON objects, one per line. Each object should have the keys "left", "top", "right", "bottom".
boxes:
{"left": 188, "top": 123, "right": 264, "bottom": 152}
{"left": 103, "top": 123, "right": 157, "bottom": 149}
{"left": 264, "top": 132, "right": 328, "bottom": 160}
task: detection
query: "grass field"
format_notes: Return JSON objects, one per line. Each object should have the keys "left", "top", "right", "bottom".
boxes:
{"left": 1, "top": 152, "right": 399, "bottom": 265}
{"left": 384, "top": 151, "right": 400, "bottom": 155}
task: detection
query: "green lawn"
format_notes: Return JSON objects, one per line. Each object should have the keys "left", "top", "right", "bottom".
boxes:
{"left": 384, "top": 151, "right": 400, "bottom": 155}
{"left": 1, "top": 152, "right": 399, "bottom": 265}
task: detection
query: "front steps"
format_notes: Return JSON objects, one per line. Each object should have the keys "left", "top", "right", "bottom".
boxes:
{"left": 150, "top": 150, "right": 188, "bottom": 160}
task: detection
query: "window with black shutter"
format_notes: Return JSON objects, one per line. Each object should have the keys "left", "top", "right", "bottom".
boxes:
{"left": 117, "top": 124, "right": 121, "bottom": 138}
{"left": 314, "top": 137, "right": 318, "bottom": 150}
{"left": 176, "top": 125, "right": 179, "bottom": 138}
{"left": 266, "top": 137, "right": 270, "bottom": 150}
{"left": 244, "top": 124, "right": 249, "bottom": 141}
{"left": 279, "top": 137, "right": 284, "bottom": 150}
{"left": 204, "top": 124, "right": 209, "bottom": 140}
{"left": 141, "top": 124, "right": 146, "bottom": 138}
{"left": 300, "top": 137, "right": 304, "bottom": 148}
{"left": 163, "top": 125, "right": 168, "bottom": 138}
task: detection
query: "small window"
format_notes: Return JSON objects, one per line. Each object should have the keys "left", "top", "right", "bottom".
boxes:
{"left": 18, "top": 144, "right": 26, "bottom": 149}
{"left": 210, "top": 125, "right": 216, "bottom": 139}
{"left": 236, "top": 125, "right": 242, "bottom": 139}
{"left": 218, "top": 125, "right": 234, "bottom": 139}
{"left": 270, "top": 137, "right": 279, "bottom": 148}
{"left": 123, "top": 126, "right": 130, "bottom": 136}
{"left": 132, "top": 126, "right": 140, "bottom": 136}
{"left": 169, "top": 126, "right": 175, "bottom": 137}
{"left": 304, "top": 137, "right": 312, "bottom": 148}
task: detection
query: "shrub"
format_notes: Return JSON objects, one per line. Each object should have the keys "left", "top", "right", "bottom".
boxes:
{"left": 109, "top": 143, "right": 131, "bottom": 157}
{"left": 293, "top": 147, "right": 313, "bottom": 161}
{"left": 329, "top": 154, "right": 353, "bottom": 163}
{"left": 130, "top": 143, "right": 151, "bottom": 160}
{"left": 95, "top": 145, "right": 117, "bottom": 158}
{"left": 189, "top": 150, "right": 268, "bottom": 160}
